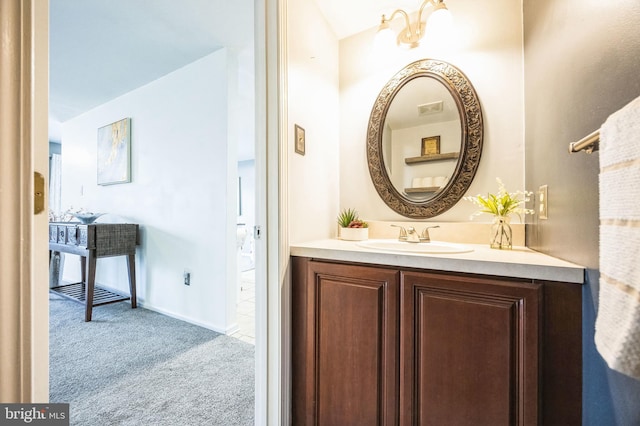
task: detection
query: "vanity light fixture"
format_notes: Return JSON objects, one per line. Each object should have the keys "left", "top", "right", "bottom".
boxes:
{"left": 375, "top": 0, "right": 452, "bottom": 49}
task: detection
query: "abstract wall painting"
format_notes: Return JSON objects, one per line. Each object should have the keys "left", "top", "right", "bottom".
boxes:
{"left": 97, "top": 118, "right": 131, "bottom": 185}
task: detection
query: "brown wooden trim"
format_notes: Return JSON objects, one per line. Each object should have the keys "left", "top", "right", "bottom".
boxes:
{"left": 291, "top": 256, "right": 311, "bottom": 424}
{"left": 538, "top": 280, "right": 582, "bottom": 425}
{"left": 405, "top": 151, "right": 460, "bottom": 164}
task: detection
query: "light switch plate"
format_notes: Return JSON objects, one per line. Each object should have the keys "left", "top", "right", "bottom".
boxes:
{"left": 538, "top": 185, "right": 548, "bottom": 220}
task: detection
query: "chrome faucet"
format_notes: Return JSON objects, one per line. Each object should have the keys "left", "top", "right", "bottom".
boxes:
{"left": 419, "top": 226, "right": 440, "bottom": 242}
{"left": 406, "top": 227, "right": 421, "bottom": 243}
{"left": 392, "top": 224, "right": 440, "bottom": 243}
{"left": 391, "top": 224, "right": 408, "bottom": 241}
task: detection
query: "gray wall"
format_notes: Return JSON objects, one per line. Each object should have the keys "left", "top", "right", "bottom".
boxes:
{"left": 523, "top": 0, "right": 640, "bottom": 424}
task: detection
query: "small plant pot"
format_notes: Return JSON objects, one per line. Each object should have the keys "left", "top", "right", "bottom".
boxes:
{"left": 339, "top": 227, "right": 369, "bottom": 241}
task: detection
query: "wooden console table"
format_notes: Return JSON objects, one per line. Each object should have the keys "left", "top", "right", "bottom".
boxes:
{"left": 49, "top": 223, "right": 139, "bottom": 321}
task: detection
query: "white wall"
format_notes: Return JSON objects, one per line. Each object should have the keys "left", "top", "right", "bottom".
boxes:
{"left": 339, "top": 0, "right": 525, "bottom": 222}
{"left": 60, "top": 50, "right": 239, "bottom": 333}
{"left": 287, "top": 0, "right": 341, "bottom": 243}
{"left": 390, "top": 120, "right": 460, "bottom": 191}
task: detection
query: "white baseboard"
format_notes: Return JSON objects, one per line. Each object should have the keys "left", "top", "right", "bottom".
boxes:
{"left": 225, "top": 323, "right": 240, "bottom": 336}
{"left": 78, "top": 283, "right": 239, "bottom": 336}
{"left": 137, "top": 301, "right": 233, "bottom": 335}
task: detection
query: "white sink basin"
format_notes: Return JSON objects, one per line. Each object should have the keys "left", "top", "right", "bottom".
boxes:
{"left": 357, "top": 239, "right": 473, "bottom": 254}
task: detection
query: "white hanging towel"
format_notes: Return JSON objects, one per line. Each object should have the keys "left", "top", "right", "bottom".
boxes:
{"left": 595, "top": 95, "right": 640, "bottom": 380}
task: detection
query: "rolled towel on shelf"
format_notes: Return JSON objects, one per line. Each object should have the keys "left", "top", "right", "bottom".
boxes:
{"left": 595, "top": 95, "right": 640, "bottom": 380}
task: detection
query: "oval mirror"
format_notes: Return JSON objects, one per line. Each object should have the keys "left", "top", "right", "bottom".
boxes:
{"left": 367, "top": 59, "right": 483, "bottom": 218}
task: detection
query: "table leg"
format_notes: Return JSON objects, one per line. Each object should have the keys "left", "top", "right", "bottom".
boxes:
{"left": 49, "top": 250, "right": 63, "bottom": 287}
{"left": 127, "top": 254, "right": 137, "bottom": 309}
{"left": 80, "top": 256, "right": 86, "bottom": 284}
{"left": 84, "top": 253, "right": 97, "bottom": 322}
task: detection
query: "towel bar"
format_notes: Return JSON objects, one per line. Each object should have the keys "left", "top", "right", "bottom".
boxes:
{"left": 569, "top": 129, "right": 600, "bottom": 154}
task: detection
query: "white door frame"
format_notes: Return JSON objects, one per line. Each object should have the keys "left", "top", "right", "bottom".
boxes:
{"left": 255, "top": 0, "right": 289, "bottom": 424}
{"left": 0, "top": 0, "right": 49, "bottom": 402}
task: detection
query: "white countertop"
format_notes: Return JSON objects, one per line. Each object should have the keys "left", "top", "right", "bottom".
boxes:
{"left": 290, "top": 239, "right": 585, "bottom": 284}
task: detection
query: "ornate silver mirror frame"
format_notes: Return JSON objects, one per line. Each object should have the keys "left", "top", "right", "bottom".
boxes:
{"left": 366, "top": 59, "right": 483, "bottom": 218}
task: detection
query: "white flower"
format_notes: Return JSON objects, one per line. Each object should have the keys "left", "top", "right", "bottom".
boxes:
{"left": 464, "top": 178, "right": 534, "bottom": 222}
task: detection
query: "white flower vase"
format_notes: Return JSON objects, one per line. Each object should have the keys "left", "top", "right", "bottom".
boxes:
{"left": 339, "top": 227, "right": 369, "bottom": 241}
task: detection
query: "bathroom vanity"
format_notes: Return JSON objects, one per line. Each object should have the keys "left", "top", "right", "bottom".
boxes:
{"left": 290, "top": 240, "right": 583, "bottom": 425}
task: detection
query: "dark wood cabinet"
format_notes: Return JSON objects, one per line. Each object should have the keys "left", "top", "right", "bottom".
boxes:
{"left": 292, "top": 257, "right": 581, "bottom": 425}
{"left": 292, "top": 257, "right": 399, "bottom": 425}
{"left": 400, "top": 271, "right": 541, "bottom": 426}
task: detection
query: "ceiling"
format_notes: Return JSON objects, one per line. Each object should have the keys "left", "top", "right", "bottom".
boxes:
{"left": 386, "top": 77, "right": 459, "bottom": 129}
{"left": 49, "top": 0, "right": 253, "bottom": 125}
{"left": 49, "top": 0, "right": 405, "bottom": 144}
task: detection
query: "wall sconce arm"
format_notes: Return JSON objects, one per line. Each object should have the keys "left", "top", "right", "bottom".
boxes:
{"left": 377, "top": 0, "right": 449, "bottom": 49}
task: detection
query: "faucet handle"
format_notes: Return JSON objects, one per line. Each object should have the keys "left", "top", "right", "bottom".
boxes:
{"left": 420, "top": 225, "right": 440, "bottom": 242}
{"left": 390, "top": 224, "right": 408, "bottom": 241}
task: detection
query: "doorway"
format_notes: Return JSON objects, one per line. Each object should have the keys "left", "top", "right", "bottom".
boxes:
{"left": 3, "top": 0, "right": 279, "bottom": 419}
{"left": 50, "top": 0, "right": 266, "bottom": 422}
{"left": 234, "top": 160, "right": 257, "bottom": 344}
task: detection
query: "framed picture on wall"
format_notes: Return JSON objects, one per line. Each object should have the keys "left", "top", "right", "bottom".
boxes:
{"left": 421, "top": 135, "right": 441, "bottom": 156}
{"left": 97, "top": 118, "right": 131, "bottom": 185}
{"left": 295, "top": 124, "right": 305, "bottom": 155}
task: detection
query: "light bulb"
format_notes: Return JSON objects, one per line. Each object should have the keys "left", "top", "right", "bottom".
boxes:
{"left": 374, "top": 25, "right": 396, "bottom": 51}
{"left": 426, "top": 7, "right": 452, "bottom": 36}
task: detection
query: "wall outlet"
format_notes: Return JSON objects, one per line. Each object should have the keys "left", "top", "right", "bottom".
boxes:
{"left": 538, "top": 185, "right": 548, "bottom": 220}
{"left": 183, "top": 270, "right": 191, "bottom": 286}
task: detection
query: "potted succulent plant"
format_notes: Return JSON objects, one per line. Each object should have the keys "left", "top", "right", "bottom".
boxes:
{"left": 337, "top": 208, "right": 369, "bottom": 241}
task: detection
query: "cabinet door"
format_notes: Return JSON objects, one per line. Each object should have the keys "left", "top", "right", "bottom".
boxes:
{"left": 400, "top": 271, "right": 541, "bottom": 426}
{"left": 292, "top": 258, "right": 400, "bottom": 425}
